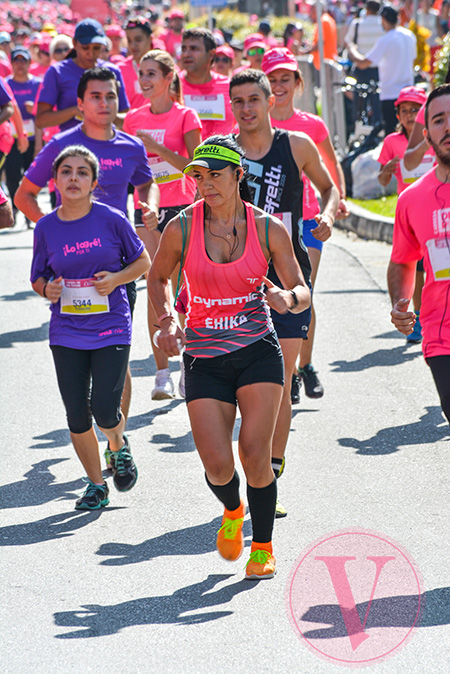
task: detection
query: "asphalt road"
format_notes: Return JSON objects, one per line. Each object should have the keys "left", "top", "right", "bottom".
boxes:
{"left": 1, "top": 218, "right": 449, "bottom": 674}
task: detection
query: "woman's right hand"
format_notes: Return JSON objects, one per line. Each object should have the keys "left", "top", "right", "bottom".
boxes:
{"left": 157, "top": 319, "right": 186, "bottom": 357}
{"left": 45, "top": 276, "right": 63, "bottom": 303}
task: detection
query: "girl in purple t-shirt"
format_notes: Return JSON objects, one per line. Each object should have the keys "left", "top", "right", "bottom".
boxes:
{"left": 30, "top": 145, "right": 150, "bottom": 511}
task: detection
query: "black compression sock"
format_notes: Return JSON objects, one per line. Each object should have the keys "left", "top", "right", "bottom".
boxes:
{"left": 205, "top": 470, "right": 241, "bottom": 511}
{"left": 272, "top": 457, "right": 284, "bottom": 479}
{"left": 247, "top": 478, "right": 277, "bottom": 543}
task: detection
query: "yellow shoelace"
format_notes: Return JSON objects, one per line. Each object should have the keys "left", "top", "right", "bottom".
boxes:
{"left": 218, "top": 517, "right": 243, "bottom": 540}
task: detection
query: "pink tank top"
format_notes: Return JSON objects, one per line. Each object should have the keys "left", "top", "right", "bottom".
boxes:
{"left": 183, "top": 199, "right": 273, "bottom": 358}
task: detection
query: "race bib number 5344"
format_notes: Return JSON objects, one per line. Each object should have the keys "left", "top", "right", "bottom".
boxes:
{"left": 60, "top": 278, "right": 110, "bottom": 315}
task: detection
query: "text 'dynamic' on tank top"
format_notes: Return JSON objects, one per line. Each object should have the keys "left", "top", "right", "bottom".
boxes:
{"left": 243, "top": 128, "right": 311, "bottom": 284}
{"left": 183, "top": 200, "right": 273, "bottom": 358}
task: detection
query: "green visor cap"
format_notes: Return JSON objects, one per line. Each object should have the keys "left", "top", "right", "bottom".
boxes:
{"left": 183, "top": 145, "right": 242, "bottom": 173}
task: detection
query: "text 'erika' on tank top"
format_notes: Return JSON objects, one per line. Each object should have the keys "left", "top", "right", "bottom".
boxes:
{"left": 239, "top": 128, "right": 311, "bottom": 284}
{"left": 183, "top": 199, "right": 274, "bottom": 358}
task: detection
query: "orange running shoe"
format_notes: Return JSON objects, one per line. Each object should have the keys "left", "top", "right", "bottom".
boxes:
{"left": 245, "top": 541, "right": 276, "bottom": 580}
{"left": 216, "top": 500, "right": 245, "bottom": 561}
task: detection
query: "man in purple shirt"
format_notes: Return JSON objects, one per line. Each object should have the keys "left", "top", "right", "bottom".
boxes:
{"left": 36, "top": 18, "right": 129, "bottom": 133}
{"left": 16, "top": 67, "right": 159, "bottom": 428}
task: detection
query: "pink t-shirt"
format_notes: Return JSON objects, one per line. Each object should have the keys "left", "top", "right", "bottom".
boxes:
{"left": 180, "top": 71, "right": 235, "bottom": 140}
{"left": 0, "top": 186, "right": 7, "bottom": 205}
{"left": 270, "top": 109, "right": 329, "bottom": 219}
{"left": 391, "top": 168, "right": 450, "bottom": 358}
{"left": 160, "top": 29, "right": 182, "bottom": 58}
{"left": 119, "top": 57, "right": 147, "bottom": 110}
{"left": 378, "top": 131, "right": 435, "bottom": 194}
{"left": 123, "top": 101, "right": 201, "bottom": 207}
{"left": 29, "top": 62, "right": 50, "bottom": 78}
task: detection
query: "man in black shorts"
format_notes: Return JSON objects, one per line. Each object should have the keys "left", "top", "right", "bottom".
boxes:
{"left": 230, "top": 69, "right": 339, "bottom": 516}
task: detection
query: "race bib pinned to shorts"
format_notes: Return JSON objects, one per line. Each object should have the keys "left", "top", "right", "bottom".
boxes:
{"left": 60, "top": 278, "right": 110, "bottom": 314}
{"left": 426, "top": 238, "right": 450, "bottom": 281}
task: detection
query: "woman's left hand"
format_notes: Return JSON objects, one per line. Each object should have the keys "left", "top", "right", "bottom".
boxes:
{"left": 262, "top": 276, "right": 292, "bottom": 314}
{"left": 312, "top": 213, "right": 334, "bottom": 242}
{"left": 92, "top": 271, "right": 118, "bottom": 296}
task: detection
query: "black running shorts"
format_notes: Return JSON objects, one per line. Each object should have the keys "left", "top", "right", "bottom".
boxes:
{"left": 184, "top": 333, "right": 284, "bottom": 405}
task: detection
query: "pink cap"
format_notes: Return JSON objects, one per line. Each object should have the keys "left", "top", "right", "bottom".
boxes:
{"left": 38, "top": 36, "right": 52, "bottom": 54}
{"left": 215, "top": 45, "right": 234, "bottom": 61}
{"left": 105, "top": 24, "right": 125, "bottom": 38}
{"left": 168, "top": 9, "right": 184, "bottom": 19}
{"left": 261, "top": 47, "right": 299, "bottom": 75}
{"left": 244, "top": 33, "right": 265, "bottom": 50}
{"left": 395, "top": 86, "right": 427, "bottom": 108}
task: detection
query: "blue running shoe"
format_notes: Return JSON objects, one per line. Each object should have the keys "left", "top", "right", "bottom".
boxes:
{"left": 407, "top": 312, "right": 422, "bottom": 343}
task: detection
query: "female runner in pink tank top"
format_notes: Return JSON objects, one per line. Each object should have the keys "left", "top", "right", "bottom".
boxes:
{"left": 148, "top": 135, "right": 311, "bottom": 580}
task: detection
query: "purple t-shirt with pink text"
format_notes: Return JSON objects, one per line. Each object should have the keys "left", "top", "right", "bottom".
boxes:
{"left": 38, "top": 58, "right": 129, "bottom": 132}
{"left": 25, "top": 124, "right": 152, "bottom": 213}
{"left": 6, "top": 75, "right": 42, "bottom": 139}
{"left": 30, "top": 202, "right": 144, "bottom": 349}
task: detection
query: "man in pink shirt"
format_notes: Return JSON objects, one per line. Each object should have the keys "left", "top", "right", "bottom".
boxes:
{"left": 388, "top": 84, "right": 450, "bottom": 425}
{"left": 159, "top": 9, "right": 184, "bottom": 59}
{"left": 180, "top": 27, "right": 235, "bottom": 140}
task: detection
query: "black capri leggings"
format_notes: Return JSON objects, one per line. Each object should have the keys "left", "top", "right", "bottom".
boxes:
{"left": 51, "top": 344, "right": 130, "bottom": 434}
{"left": 426, "top": 355, "right": 450, "bottom": 424}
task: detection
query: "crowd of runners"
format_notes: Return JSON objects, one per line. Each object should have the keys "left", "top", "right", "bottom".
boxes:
{"left": 0, "top": 2, "right": 449, "bottom": 581}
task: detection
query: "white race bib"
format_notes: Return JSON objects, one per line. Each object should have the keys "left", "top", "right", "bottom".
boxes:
{"left": 148, "top": 156, "right": 183, "bottom": 184}
{"left": 184, "top": 94, "right": 225, "bottom": 121}
{"left": 60, "top": 278, "right": 110, "bottom": 315}
{"left": 274, "top": 212, "right": 292, "bottom": 237}
{"left": 426, "top": 238, "right": 450, "bottom": 281}
{"left": 12, "top": 118, "right": 35, "bottom": 137}
{"left": 400, "top": 155, "right": 435, "bottom": 184}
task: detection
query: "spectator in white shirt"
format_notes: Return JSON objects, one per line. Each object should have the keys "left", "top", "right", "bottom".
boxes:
{"left": 345, "top": 0, "right": 384, "bottom": 126}
{"left": 348, "top": 5, "right": 417, "bottom": 135}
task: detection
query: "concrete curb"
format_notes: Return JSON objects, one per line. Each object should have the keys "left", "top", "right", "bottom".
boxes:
{"left": 335, "top": 201, "right": 394, "bottom": 244}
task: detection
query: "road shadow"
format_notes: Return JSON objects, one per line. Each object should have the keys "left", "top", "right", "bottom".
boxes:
{"left": 318, "top": 289, "right": 384, "bottom": 295}
{"left": 330, "top": 343, "right": 422, "bottom": 373}
{"left": 96, "top": 516, "right": 253, "bottom": 566}
{"left": 0, "top": 289, "right": 36, "bottom": 302}
{"left": 30, "top": 428, "right": 72, "bottom": 450}
{"left": 0, "top": 508, "right": 115, "bottom": 545}
{"left": 0, "top": 459, "right": 83, "bottom": 509}
{"left": 152, "top": 431, "right": 196, "bottom": 453}
{"left": 296, "top": 586, "right": 449, "bottom": 640}
{"left": 0, "top": 321, "right": 49, "bottom": 348}
{"left": 339, "top": 406, "right": 449, "bottom": 455}
{"left": 126, "top": 400, "right": 185, "bottom": 433}
{"left": 54, "top": 573, "right": 259, "bottom": 638}
{"left": 129, "top": 356, "right": 182, "bottom": 379}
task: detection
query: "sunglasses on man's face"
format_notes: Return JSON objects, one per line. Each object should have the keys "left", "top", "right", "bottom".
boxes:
{"left": 53, "top": 46, "right": 70, "bottom": 54}
{"left": 215, "top": 56, "right": 231, "bottom": 63}
{"left": 247, "top": 47, "right": 265, "bottom": 56}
